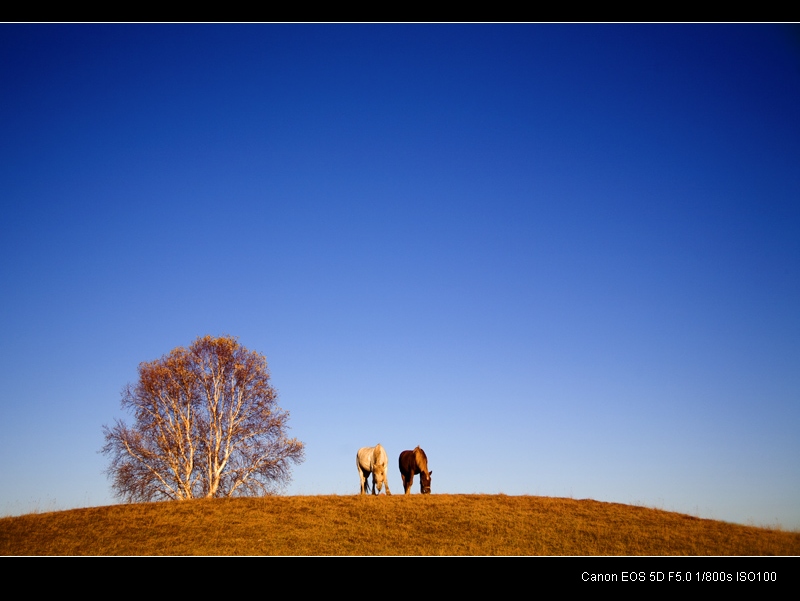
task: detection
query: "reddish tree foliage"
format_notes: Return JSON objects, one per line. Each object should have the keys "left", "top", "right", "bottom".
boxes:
{"left": 102, "top": 335, "right": 304, "bottom": 502}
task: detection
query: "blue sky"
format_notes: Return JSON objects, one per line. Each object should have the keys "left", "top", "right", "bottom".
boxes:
{"left": 1, "top": 24, "right": 799, "bottom": 529}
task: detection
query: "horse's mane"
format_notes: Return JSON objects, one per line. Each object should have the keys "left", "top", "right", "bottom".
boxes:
{"left": 414, "top": 446, "right": 428, "bottom": 471}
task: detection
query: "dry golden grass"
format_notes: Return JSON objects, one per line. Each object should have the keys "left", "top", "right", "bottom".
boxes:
{"left": 1, "top": 494, "right": 797, "bottom": 556}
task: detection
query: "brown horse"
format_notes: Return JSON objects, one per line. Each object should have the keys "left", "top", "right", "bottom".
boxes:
{"left": 399, "top": 446, "right": 432, "bottom": 494}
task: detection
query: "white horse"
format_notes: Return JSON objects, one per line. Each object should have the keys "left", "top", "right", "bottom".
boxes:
{"left": 357, "top": 444, "right": 392, "bottom": 495}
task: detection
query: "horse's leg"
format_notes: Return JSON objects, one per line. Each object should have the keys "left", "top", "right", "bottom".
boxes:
{"left": 359, "top": 468, "right": 366, "bottom": 495}
{"left": 402, "top": 473, "right": 411, "bottom": 495}
{"left": 371, "top": 473, "right": 378, "bottom": 495}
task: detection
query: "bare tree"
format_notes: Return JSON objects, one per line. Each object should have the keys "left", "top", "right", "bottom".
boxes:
{"left": 102, "top": 335, "right": 304, "bottom": 502}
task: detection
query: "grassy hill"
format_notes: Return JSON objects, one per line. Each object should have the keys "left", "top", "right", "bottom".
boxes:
{"left": 1, "top": 494, "right": 798, "bottom": 555}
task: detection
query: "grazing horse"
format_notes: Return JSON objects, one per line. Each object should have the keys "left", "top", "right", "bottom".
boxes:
{"left": 399, "top": 446, "right": 432, "bottom": 494}
{"left": 357, "top": 444, "right": 392, "bottom": 495}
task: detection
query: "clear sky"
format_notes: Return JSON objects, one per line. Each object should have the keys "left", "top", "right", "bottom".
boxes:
{"left": 2, "top": 24, "right": 799, "bottom": 529}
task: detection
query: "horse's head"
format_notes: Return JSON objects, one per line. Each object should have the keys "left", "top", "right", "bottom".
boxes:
{"left": 373, "top": 464, "right": 386, "bottom": 492}
{"left": 420, "top": 470, "right": 432, "bottom": 494}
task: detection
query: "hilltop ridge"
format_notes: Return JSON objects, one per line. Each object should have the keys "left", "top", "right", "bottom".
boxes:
{"left": 2, "top": 494, "right": 797, "bottom": 556}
